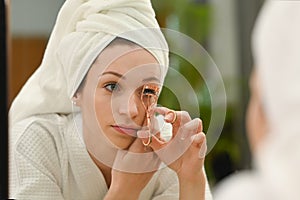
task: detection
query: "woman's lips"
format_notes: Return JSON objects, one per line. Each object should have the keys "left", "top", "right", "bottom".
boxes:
{"left": 112, "top": 125, "right": 138, "bottom": 136}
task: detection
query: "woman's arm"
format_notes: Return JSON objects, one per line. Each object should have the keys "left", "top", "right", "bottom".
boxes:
{"left": 103, "top": 138, "right": 159, "bottom": 200}
{"left": 179, "top": 173, "right": 206, "bottom": 200}
{"left": 176, "top": 132, "right": 207, "bottom": 200}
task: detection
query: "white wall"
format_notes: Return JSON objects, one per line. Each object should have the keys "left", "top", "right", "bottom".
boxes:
{"left": 10, "top": 0, "right": 65, "bottom": 37}
{"left": 208, "top": 0, "right": 239, "bottom": 104}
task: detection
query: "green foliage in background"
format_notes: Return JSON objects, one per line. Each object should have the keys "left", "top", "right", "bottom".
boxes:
{"left": 152, "top": 0, "right": 244, "bottom": 186}
{"left": 152, "top": 0, "right": 212, "bottom": 116}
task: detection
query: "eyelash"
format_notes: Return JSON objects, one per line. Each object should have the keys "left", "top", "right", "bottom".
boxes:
{"left": 104, "top": 83, "right": 159, "bottom": 97}
{"left": 143, "top": 88, "right": 157, "bottom": 95}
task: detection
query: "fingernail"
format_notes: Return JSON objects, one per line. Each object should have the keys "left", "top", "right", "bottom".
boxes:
{"left": 164, "top": 114, "right": 173, "bottom": 122}
{"left": 198, "top": 141, "right": 207, "bottom": 159}
{"left": 137, "top": 130, "right": 149, "bottom": 139}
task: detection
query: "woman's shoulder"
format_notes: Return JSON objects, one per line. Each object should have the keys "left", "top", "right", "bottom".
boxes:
{"left": 9, "top": 114, "right": 73, "bottom": 197}
{"left": 12, "top": 113, "right": 67, "bottom": 134}
{"left": 10, "top": 114, "right": 71, "bottom": 157}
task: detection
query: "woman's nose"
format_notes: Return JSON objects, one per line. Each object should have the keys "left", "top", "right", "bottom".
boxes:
{"left": 118, "top": 93, "right": 139, "bottom": 118}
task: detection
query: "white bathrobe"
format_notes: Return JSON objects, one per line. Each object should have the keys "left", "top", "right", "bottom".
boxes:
{"left": 10, "top": 113, "right": 180, "bottom": 199}
{"left": 9, "top": 113, "right": 213, "bottom": 199}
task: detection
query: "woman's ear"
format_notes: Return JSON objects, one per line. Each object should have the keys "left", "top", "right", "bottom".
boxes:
{"left": 72, "top": 92, "right": 82, "bottom": 107}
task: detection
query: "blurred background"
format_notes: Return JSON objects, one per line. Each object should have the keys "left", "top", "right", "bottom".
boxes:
{"left": 7, "top": 0, "right": 265, "bottom": 188}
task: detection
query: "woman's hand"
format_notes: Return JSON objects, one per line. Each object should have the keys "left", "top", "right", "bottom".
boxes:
{"left": 139, "top": 107, "right": 207, "bottom": 199}
{"left": 153, "top": 107, "right": 206, "bottom": 178}
{"left": 105, "top": 138, "right": 160, "bottom": 200}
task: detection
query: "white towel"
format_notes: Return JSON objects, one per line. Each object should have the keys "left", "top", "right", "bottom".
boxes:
{"left": 9, "top": 0, "right": 169, "bottom": 125}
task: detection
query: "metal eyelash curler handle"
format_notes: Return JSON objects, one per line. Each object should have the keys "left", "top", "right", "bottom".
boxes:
{"left": 140, "top": 84, "right": 160, "bottom": 146}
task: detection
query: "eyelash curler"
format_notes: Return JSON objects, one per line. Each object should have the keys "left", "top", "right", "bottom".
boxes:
{"left": 141, "top": 84, "right": 160, "bottom": 146}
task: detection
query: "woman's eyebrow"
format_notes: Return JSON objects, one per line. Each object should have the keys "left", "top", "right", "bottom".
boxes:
{"left": 142, "top": 77, "right": 161, "bottom": 83}
{"left": 101, "top": 71, "right": 160, "bottom": 83}
{"left": 101, "top": 71, "right": 125, "bottom": 79}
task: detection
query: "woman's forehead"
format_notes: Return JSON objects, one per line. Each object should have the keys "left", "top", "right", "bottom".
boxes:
{"left": 89, "top": 44, "right": 163, "bottom": 81}
{"left": 97, "top": 44, "right": 158, "bottom": 67}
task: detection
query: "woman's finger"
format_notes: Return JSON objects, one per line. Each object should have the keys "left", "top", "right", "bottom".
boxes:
{"left": 191, "top": 132, "right": 207, "bottom": 159}
{"left": 127, "top": 137, "right": 145, "bottom": 153}
{"left": 174, "top": 118, "right": 202, "bottom": 140}
{"left": 113, "top": 139, "right": 161, "bottom": 173}
{"left": 137, "top": 129, "right": 166, "bottom": 151}
{"left": 154, "top": 107, "right": 192, "bottom": 135}
{"left": 154, "top": 107, "right": 191, "bottom": 125}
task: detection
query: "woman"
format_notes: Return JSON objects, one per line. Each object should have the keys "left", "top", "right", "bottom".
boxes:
{"left": 214, "top": 1, "right": 300, "bottom": 199}
{"left": 9, "top": 0, "right": 212, "bottom": 199}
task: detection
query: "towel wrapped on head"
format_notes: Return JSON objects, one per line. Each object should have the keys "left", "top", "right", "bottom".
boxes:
{"left": 10, "top": 0, "right": 169, "bottom": 125}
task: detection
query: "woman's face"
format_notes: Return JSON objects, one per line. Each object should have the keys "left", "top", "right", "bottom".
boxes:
{"left": 77, "top": 43, "right": 162, "bottom": 150}
{"left": 246, "top": 70, "right": 268, "bottom": 155}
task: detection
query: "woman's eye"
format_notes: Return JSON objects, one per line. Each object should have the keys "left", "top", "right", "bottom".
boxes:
{"left": 141, "top": 84, "right": 160, "bottom": 97}
{"left": 104, "top": 83, "right": 119, "bottom": 92}
{"left": 143, "top": 88, "right": 157, "bottom": 96}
